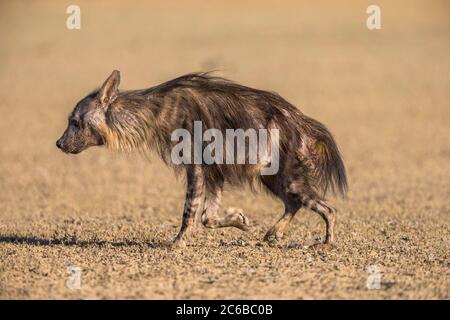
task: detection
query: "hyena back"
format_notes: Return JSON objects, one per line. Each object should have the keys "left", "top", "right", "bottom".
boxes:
{"left": 57, "top": 70, "right": 347, "bottom": 247}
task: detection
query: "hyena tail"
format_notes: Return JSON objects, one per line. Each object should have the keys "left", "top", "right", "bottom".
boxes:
{"left": 302, "top": 115, "right": 348, "bottom": 197}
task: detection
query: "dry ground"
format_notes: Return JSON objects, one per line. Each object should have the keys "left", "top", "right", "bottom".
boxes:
{"left": 0, "top": 0, "right": 449, "bottom": 299}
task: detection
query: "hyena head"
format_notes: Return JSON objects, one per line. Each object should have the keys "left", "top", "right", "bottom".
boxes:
{"left": 56, "top": 70, "right": 121, "bottom": 154}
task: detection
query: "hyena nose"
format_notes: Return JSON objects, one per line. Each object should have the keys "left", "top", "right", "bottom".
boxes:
{"left": 56, "top": 139, "right": 62, "bottom": 149}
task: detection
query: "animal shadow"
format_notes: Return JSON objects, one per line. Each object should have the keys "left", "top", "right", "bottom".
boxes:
{"left": 0, "top": 235, "right": 159, "bottom": 248}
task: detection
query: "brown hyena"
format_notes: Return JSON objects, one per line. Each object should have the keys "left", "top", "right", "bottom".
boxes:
{"left": 56, "top": 70, "right": 347, "bottom": 247}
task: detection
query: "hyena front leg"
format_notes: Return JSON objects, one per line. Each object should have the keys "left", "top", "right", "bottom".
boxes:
{"left": 172, "top": 165, "right": 205, "bottom": 246}
{"left": 201, "top": 188, "right": 251, "bottom": 231}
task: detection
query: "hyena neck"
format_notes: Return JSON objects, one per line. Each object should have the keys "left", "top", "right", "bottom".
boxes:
{"left": 99, "top": 92, "right": 160, "bottom": 153}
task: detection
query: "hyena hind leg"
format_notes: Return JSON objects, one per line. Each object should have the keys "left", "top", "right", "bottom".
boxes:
{"left": 302, "top": 197, "right": 336, "bottom": 244}
{"left": 264, "top": 200, "right": 301, "bottom": 242}
{"left": 261, "top": 175, "right": 302, "bottom": 242}
{"left": 201, "top": 188, "right": 251, "bottom": 231}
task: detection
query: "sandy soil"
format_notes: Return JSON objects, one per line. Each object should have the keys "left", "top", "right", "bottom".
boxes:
{"left": 0, "top": 0, "right": 448, "bottom": 299}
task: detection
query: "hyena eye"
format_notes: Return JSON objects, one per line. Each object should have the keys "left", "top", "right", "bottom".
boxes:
{"left": 70, "top": 119, "right": 80, "bottom": 129}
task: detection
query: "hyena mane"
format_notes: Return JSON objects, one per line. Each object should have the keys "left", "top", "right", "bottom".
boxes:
{"left": 94, "top": 72, "right": 347, "bottom": 196}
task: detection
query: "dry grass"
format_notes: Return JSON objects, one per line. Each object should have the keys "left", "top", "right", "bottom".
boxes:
{"left": 0, "top": 0, "right": 448, "bottom": 299}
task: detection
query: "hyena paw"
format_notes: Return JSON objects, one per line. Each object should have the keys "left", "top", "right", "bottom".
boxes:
{"left": 224, "top": 207, "right": 251, "bottom": 231}
{"left": 263, "top": 227, "right": 284, "bottom": 243}
{"left": 162, "top": 237, "right": 187, "bottom": 249}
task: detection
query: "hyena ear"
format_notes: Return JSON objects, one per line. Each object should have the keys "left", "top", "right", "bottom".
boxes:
{"left": 99, "top": 70, "right": 120, "bottom": 106}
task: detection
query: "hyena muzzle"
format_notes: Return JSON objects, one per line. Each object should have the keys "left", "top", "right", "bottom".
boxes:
{"left": 56, "top": 70, "right": 347, "bottom": 247}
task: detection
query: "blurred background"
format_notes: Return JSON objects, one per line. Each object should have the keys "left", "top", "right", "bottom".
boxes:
{"left": 0, "top": 0, "right": 448, "bottom": 299}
